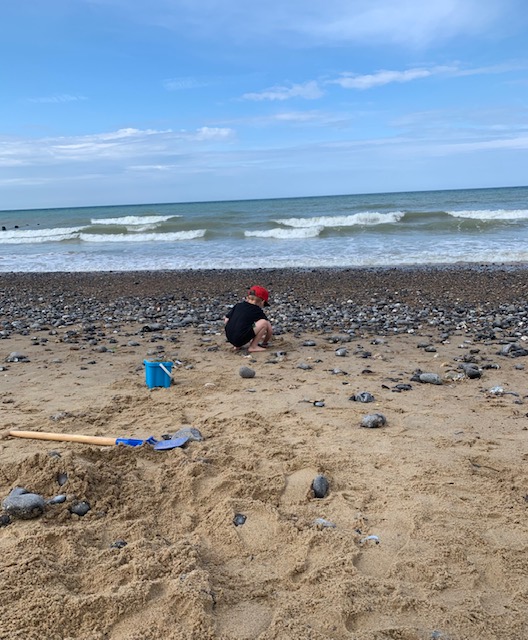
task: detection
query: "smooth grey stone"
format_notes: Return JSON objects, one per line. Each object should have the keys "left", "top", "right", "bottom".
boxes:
{"left": 47, "top": 495, "right": 67, "bottom": 505}
{"left": 297, "top": 362, "right": 313, "bottom": 370}
{"left": 239, "top": 366, "right": 256, "bottom": 378}
{"left": 459, "top": 363, "right": 481, "bottom": 379}
{"left": 419, "top": 373, "right": 443, "bottom": 385}
{"left": 110, "top": 539, "right": 127, "bottom": 549}
{"left": 302, "top": 340, "right": 316, "bottom": 347}
{"left": 312, "top": 475, "right": 329, "bottom": 498}
{"left": 172, "top": 427, "right": 204, "bottom": 442}
{"left": 70, "top": 501, "right": 91, "bottom": 516}
{"left": 141, "top": 323, "right": 164, "bottom": 332}
{"left": 233, "top": 513, "right": 246, "bottom": 526}
{"left": 360, "top": 413, "right": 387, "bottom": 429}
{"left": 313, "top": 517, "right": 336, "bottom": 528}
{"left": 57, "top": 472, "right": 68, "bottom": 486}
{"left": 6, "top": 352, "right": 30, "bottom": 362}
{"left": 0, "top": 514, "right": 11, "bottom": 527}
{"left": 2, "top": 489, "right": 45, "bottom": 519}
{"left": 350, "top": 391, "right": 375, "bottom": 403}
{"left": 335, "top": 348, "right": 348, "bottom": 357}
{"left": 394, "top": 383, "right": 413, "bottom": 391}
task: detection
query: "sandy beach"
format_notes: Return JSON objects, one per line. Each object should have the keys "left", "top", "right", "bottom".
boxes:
{"left": 1, "top": 266, "right": 528, "bottom": 640}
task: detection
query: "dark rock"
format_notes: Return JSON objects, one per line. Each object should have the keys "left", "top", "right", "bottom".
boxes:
{"left": 350, "top": 392, "right": 375, "bottom": 403}
{"left": 312, "top": 475, "right": 330, "bottom": 498}
{"left": 360, "top": 413, "right": 387, "bottom": 428}
{"left": 110, "top": 539, "right": 128, "bottom": 549}
{"left": 239, "top": 366, "right": 256, "bottom": 378}
{"left": 2, "top": 488, "right": 46, "bottom": 519}
{"left": 70, "top": 500, "right": 91, "bottom": 516}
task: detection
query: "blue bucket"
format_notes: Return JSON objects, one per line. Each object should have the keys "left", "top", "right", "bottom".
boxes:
{"left": 144, "top": 360, "right": 173, "bottom": 388}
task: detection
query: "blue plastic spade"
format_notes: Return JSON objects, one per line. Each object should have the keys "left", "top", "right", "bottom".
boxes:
{"left": 152, "top": 436, "right": 189, "bottom": 451}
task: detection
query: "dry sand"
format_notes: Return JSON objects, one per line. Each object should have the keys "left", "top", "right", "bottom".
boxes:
{"left": 1, "top": 267, "right": 528, "bottom": 640}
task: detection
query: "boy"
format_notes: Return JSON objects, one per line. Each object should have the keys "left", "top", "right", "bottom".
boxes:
{"left": 224, "top": 285, "right": 273, "bottom": 352}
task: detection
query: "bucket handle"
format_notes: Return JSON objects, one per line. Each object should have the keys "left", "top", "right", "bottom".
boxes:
{"left": 158, "top": 363, "right": 173, "bottom": 380}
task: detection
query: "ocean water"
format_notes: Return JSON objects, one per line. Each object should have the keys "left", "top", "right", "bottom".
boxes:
{"left": 1, "top": 186, "right": 527, "bottom": 272}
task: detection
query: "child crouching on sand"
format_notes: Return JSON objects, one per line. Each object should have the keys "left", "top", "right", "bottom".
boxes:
{"left": 224, "top": 285, "right": 273, "bottom": 353}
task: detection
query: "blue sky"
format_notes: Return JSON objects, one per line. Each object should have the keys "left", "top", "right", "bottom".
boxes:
{"left": 1, "top": 0, "right": 528, "bottom": 210}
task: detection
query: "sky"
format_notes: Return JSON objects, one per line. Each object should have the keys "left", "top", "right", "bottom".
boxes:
{"left": 1, "top": 0, "right": 528, "bottom": 210}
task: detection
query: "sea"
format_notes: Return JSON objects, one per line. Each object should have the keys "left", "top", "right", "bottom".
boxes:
{"left": 1, "top": 186, "right": 527, "bottom": 273}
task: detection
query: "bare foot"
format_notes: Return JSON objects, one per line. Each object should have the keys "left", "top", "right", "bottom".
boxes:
{"left": 248, "top": 345, "right": 267, "bottom": 352}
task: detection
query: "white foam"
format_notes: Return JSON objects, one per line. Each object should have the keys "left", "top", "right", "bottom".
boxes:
{"left": 0, "top": 227, "right": 84, "bottom": 244}
{"left": 79, "top": 230, "right": 206, "bottom": 242}
{"left": 273, "top": 211, "right": 405, "bottom": 228}
{"left": 90, "top": 215, "right": 180, "bottom": 225}
{"left": 244, "top": 226, "right": 324, "bottom": 239}
{"left": 448, "top": 209, "right": 528, "bottom": 220}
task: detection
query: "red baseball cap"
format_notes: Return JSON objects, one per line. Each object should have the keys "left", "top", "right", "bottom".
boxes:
{"left": 249, "top": 285, "right": 270, "bottom": 306}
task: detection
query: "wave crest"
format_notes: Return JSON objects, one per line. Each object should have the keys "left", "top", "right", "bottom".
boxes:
{"left": 0, "top": 227, "right": 84, "bottom": 244}
{"left": 273, "top": 211, "right": 405, "bottom": 228}
{"left": 244, "top": 226, "right": 323, "bottom": 239}
{"left": 448, "top": 209, "right": 528, "bottom": 220}
{"left": 80, "top": 230, "right": 206, "bottom": 242}
{"left": 91, "top": 215, "right": 180, "bottom": 225}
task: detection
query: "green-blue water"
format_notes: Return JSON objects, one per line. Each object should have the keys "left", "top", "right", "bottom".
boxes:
{"left": 1, "top": 186, "right": 527, "bottom": 272}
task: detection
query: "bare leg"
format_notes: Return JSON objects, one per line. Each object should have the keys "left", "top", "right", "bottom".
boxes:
{"left": 248, "top": 320, "right": 273, "bottom": 352}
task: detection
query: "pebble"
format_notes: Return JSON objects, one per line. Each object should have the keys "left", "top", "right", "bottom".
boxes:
{"left": 57, "top": 472, "right": 68, "bottom": 486}
{"left": 312, "top": 475, "right": 330, "bottom": 498}
{"left": 0, "top": 514, "right": 12, "bottom": 527}
{"left": 411, "top": 371, "right": 443, "bottom": 385}
{"left": 498, "top": 343, "right": 528, "bottom": 358}
{"left": 5, "top": 352, "right": 30, "bottom": 363}
{"left": 459, "top": 363, "right": 482, "bottom": 379}
{"left": 2, "top": 487, "right": 46, "bottom": 519}
{"left": 70, "top": 500, "right": 91, "bottom": 516}
{"left": 302, "top": 340, "right": 316, "bottom": 347}
{"left": 239, "top": 366, "right": 256, "bottom": 378}
{"left": 110, "top": 539, "right": 128, "bottom": 549}
{"left": 172, "top": 427, "right": 204, "bottom": 442}
{"left": 350, "top": 391, "right": 375, "bottom": 403}
{"left": 47, "top": 494, "right": 67, "bottom": 505}
{"left": 313, "top": 517, "right": 336, "bottom": 529}
{"left": 233, "top": 513, "right": 247, "bottom": 526}
{"left": 360, "top": 413, "right": 387, "bottom": 429}
{"left": 297, "top": 362, "right": 313, "bottom": 370}
{"left": 335, "top": 348, "right": 348, "bottom": 357}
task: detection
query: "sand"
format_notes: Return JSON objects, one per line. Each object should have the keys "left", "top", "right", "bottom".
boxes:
{"left": 1, "top": 267, "right": 528, "bottom": 640}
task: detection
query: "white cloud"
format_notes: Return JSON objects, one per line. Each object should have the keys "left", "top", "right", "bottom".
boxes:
{"left": 163, "top": 77, "right": 209, "bottom": 91}
{"left": 243, "top": 81, "right": 323, "bottom": 101}
{"left": 331, "top": 67, "right": 450, "bottom": 90}
{"left": 0, "top": 126, "right": 236, "bottom": 168}
{"left": 27, "top": 94, "right": 88, "bottom": 104}
{"left": 328, "top": 62, "right": 520, "bottom": 90}
{"left": 192, "top": 127, "right": 234, "bottom": 141}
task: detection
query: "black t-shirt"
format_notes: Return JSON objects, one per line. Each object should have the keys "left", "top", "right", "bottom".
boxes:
{"left": 225, "top": 300, "right": 267, "bottom": 347}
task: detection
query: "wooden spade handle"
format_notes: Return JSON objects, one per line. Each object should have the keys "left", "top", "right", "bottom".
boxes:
{"left": 8, "top": 430, "right": 117, "bottom": 446}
